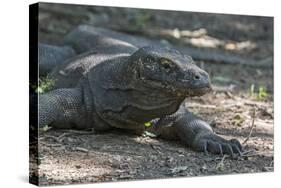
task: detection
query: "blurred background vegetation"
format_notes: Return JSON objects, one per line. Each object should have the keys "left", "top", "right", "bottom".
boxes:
{"left": 38, "top": 3, "right": 273, "bottom": 100}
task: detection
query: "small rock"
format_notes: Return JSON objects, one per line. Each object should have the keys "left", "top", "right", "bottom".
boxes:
{"left": 75, "top": 147, "right": 88, "bottom": 153}
{"left": 200, "top": 164, "right": 208, "bottom": 172}
{"left": 170, "top": 166, "right": 189, "bottom": 174}
{"left": 75, "top": 165, "right": 81, "bottom": 169}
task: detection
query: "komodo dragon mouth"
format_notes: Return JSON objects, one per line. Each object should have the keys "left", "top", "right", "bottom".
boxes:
{"left": 186, "top": 85, "right": 212, "bottom": 97}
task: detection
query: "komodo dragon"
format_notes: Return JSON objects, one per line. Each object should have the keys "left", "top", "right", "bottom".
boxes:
{"left": 37, "top": 25, "right": 242, "bottom": 156}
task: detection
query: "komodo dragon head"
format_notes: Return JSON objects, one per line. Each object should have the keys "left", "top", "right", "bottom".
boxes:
{"left": 91, "top": 46, "right": 212, "bottom": 128}
{"left": 130, "top": 46, "right": 212, "bottom": 97}
{"left": 86, "top": 46, "right": 211, "bottom": 129}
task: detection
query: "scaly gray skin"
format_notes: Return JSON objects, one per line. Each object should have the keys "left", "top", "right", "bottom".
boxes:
{"left": 38, "top": 25, "right": 242, "bottom": 156}
{"left": 39, "top": 43, "right": 76, "bottom": 76}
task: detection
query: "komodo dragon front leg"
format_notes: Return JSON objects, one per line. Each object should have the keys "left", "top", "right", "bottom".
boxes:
{"left": 148, "top": 105, "right": 242, "bottom": 156}
{"left": 38, "top": 88, "right": 87, "bottom": 129}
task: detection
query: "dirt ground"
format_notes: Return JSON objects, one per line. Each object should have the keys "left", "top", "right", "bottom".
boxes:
{"left": 30, "top": 3, "right": 274, "bottom": 186}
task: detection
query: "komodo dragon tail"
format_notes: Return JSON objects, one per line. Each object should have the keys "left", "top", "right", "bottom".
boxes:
{"left": 39, "top": 43, "right": 76, "bottom": 76}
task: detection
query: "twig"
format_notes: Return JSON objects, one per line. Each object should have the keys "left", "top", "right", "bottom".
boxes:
{"left": 57, "top": 132, "right": 67, "bottom": 140}
{"left": 42, "top": 135, "right": 61, "bottom": 143}
{"left": 242, "top": 153, "right": 261, "bottom": 157}
{"left": 241, "top": 150, "right": 270, "bottom": 158}
{"left": 241, "top": 149, "right": 255, "bottom": 156}
{"left": 43, "top": 132, "right": 69, "bottom": 142}
{"left": 262, "top": 166, "right": 274, "bottom": 172}
{"left": 188, "top": 103, "right": 217, "bottom": 109}
{"left": 216, "top": 155, "right": 226, "bottom": 170}
{"left": 219, "top": 155, "right": 226, "bottom": 163}
{"left": 63, "top": 129, "right": 95, "bottom": 135}
{"left": 75, "top": 147, "right": 89, "bottom": 153}
{"left": 40, "top": 142, "right": 64, "bottom": 148}
{"left": 242, "top": 108, "right": 256, "bottom": 145}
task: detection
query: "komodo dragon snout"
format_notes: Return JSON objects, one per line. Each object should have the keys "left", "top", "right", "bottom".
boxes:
{"left": 130, "top": 46, "right": 211, "bottom": 97}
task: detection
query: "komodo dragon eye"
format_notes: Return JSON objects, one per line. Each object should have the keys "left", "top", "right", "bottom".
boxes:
{"left": 160, "top": 59, "right": 174, "bottom": 72}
